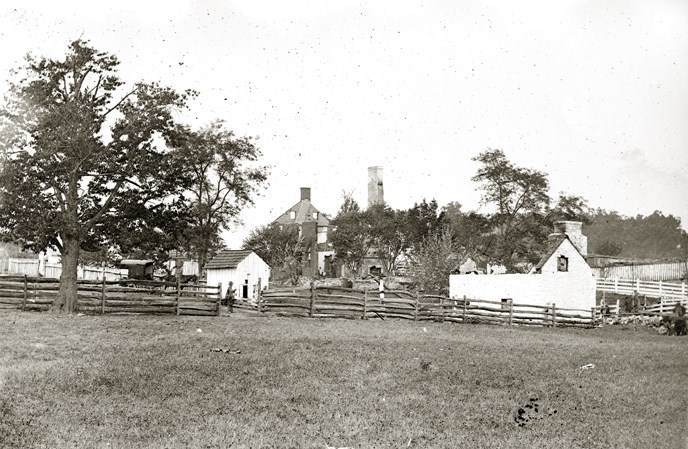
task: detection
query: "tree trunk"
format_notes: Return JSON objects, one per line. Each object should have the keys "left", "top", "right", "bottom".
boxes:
{"left": 53, "top": 238, "right": 80, "bottom": 313}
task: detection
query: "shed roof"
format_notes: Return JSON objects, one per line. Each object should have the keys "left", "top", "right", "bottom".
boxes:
{"left": 119, "top": 259, "right": 154, "bottom": 266}
{"left": 205, "top": 250, "right": 254, "bottom": 270}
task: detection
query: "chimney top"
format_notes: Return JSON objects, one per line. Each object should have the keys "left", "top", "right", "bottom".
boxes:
{"left": 552, "top": 220, "right": 587, "bottom": 256}
{"left": 300, "top": 187, "right": 311, "bottom": 201}
{"left": 367, "top": 166, "right": 384, "bottom": 207}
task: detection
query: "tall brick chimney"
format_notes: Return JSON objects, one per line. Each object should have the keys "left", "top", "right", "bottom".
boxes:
{"left": 300, "top": 187, "right": 311, "bottom": 201}
{"left": 367, "top": 166, "right": 384, "bottom": 207}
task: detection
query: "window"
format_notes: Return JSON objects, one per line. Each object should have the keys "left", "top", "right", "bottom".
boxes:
{"left": 289, "top": 211, "right": 296, "bottom": 220}
{"left": 312, "top": 212, "right": 318, "bottom": 220}
{"left": 557, "top": 256, "right": 568, "bottom": 272}
{"left": 317, "top": 226, "right": 327, "bottom": 244}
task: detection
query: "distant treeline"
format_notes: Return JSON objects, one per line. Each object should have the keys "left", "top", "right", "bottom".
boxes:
{"left": 586, "top": 210, "right": 687, "bottom": 260}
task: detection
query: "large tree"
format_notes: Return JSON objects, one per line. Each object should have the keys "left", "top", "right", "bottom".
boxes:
{"left": 471, "top": 149, "right": 555, "bottom": 270}
{"left": 404, "top": 199, "right": 445, "bottom": 252}
{"left": 366, "top": 203, "right": 408, "bottom": 275}
{"left": 178, "top": 121, "right": 267, "bottom": 271}
{"left": 0, "top": 40, "right": 194, "bottom": 312}
{"left": 411, "top": 230, "right": 463, "bottom": 296}
{"left": 242, "top": 224, "right": 304, "bottom": 285}
{"left": 330, "top": 208, "right": 372, "bottom": 277}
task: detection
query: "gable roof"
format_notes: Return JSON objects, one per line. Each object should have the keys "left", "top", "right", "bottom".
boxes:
{"left": 205, "top": 250, "right": 254, "bottom": 270}
{"left": 272, "top": 198, "right": 331, "bottom": 226}
{"left": 533, "top": 234, "right": 585, "bottom": 272}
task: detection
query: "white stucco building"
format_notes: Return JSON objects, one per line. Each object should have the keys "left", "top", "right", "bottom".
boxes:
{"left": 205, "top": 250, "right": 270, "bottom": 300}
{"left": 449, "top": 221, "right": 596, "bottom": 311}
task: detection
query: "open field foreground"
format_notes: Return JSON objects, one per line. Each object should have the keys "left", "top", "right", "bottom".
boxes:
{"left": 1, "top": 311, "right": 687, "bottom": 449}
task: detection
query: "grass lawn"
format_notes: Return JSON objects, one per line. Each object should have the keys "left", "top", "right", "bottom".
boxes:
{"left": 1, "top": 310, "right": 687, "bottom": 449}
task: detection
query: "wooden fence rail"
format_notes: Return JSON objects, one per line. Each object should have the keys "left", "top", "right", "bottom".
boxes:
{"left": 596, "top": 278, "right": 687, "bottom": 299}
{"left": 232, "top": 284, "right": 596, "bottom": 328}
{"left": 0, "top": 276, "right": 221, "bottom": 316}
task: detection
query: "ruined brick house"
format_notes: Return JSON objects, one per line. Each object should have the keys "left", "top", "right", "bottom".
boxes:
{"left": 271, "top": 187, "right": 335, "bottom": 277}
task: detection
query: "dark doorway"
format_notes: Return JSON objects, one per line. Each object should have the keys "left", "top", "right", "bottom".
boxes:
{"left": 242, "top": 280, "right": 249, "bottom": 299}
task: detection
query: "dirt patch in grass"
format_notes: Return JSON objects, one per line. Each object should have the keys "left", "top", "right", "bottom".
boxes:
{"left": 0, "top": 311, "right": 687, "bottom": 448}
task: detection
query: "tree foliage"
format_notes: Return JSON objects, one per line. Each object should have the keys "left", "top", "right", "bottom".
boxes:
{"left": 366, "top": 203, "right": 408, "bottom": 274}
{"left": 242, "top": 225, "right": 304, "bottom": 285}
{"left": 0, "top": 40, "right": 195, "bottom": 312}
{"left": 330, "top": 208, "right": 372, "bottom": 277}
{"left": 467, "top": 149, "right": 593, "bottom": 271}
{"left": 410, "top": 230, "right": 463, "bottom": 296}
{"left": 404, "top": 199, "right": 445, "bottom": 251}
{"left": 177, "top": 120, "right": 267, "bottom": 270}
{"left": 586, "top": 209, "right": 685, "bottom": 259}
{"left": 470, "top": 149, "right": 550, "bottom": 271}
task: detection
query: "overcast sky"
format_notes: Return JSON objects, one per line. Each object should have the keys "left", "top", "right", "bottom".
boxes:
{"left": 1, "top": 0, "right": 687, "bottom": 248}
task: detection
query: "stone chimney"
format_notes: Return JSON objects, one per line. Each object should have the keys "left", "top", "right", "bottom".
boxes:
{"left": 550, "top": 221, "right": 587, "bottom": 256}
{"left": 367, "top": 166, "right": 384, "bottom": 207}
{"left": 300, "top": 187, "right": 311, "bottom": 201}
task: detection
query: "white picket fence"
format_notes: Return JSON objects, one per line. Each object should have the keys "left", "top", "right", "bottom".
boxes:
{"left": 592, "top": 261, "right": 686, "bottom": 282}
{"left": 44, "top": 263, "right": 127, "bottom": 281}
{"left": 7, "top": 258, "right": 127, "bottom": 280}
{"left": 7, "top": 258, "right": 39, "bottom": 276}
{"left": 596, "top": 278, "right": 687, "bottom": 299}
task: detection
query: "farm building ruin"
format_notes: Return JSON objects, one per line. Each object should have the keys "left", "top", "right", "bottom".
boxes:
{"left": 449, "top": 221, "right": 596, "bottom": 311}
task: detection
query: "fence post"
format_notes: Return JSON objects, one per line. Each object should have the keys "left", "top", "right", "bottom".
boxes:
{"left": 682, "top": 282, "right": 686, "bottom": 298}
{"left": 635, "top": 278, "right": 640, "bottom": 294}
{"left": 228, "top": 281, "right": 234, "bottom": 313}
{"left": 551, "top": 303, "right": 557, "bottom": 327}
{"left": 175, "top": 271, "right": 181, "bottom": 316}
{"left": 256, "top": 279, "right": 262, "bottom": 313}
{"left": 614, "top": 278, "right": 618, "bottom": 294}
{"left": 508, "top": 299, "right": 513, "bottom": 326}
{"left": 363, "top": 288, "right": 368, "bottom": 320}
{"left": 414, "top": 290, "right": 419, "bottom": 321}
{"left": 659, "top": 280, "right": 663, "bottom": 297}
{"left": 615, "top": 299, "right": 620, "bottom": 317}
{"left": 21, "top": 275, "right": 27, "bottom": 311}
{"left": 462, "top": 295, "right": 467, "bottom": 322}
{"left": 439, "top": 296, "right": 444, "bottom": 321}
{"left": 591, "top": 307, "right": 596, "bottom": 327}
{"left": 101, "top": 276, "right": 106, "bottom": 315}
{"left": 216, "top": 283, "right": 223, "bottom": 317}
{"left": 308, "top": 280, "right": 314, "bottom": 318}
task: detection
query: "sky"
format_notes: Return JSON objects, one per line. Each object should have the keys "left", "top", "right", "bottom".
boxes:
{"left": 1, "top": 0, "right": 687, "bottom": 248}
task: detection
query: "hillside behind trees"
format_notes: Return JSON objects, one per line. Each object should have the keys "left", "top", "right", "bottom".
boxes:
{"left": 585, "top": 210, "right": 687, "bottom": 260}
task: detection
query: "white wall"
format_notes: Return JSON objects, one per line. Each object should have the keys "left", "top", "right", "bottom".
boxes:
{"left": 449, "top": 240, "right": 596, "bottom": 310}
{"left": 449, "top": 273, "right": 596, "bottom": 310}
{"left": 206, "top": 252, "right": 270, "bottom": 300}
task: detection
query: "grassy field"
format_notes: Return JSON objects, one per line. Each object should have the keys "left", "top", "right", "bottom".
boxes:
{"left": 0, "top": 310, "right": 686, "bottom": 449}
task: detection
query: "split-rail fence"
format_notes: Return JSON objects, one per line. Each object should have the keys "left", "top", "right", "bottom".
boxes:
{"left": 231, "top": 284, "right": 597, "bottom": 328}
{"left": 0, "top": 275, "right": 221, "bottom": 316}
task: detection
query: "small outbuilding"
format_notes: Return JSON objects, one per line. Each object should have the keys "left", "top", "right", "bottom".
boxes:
{"left": 205, "top": 250, "right": 270, "bottom": 301}
{"left": 449, "top": 221, "right": 596, "bottom": 311}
